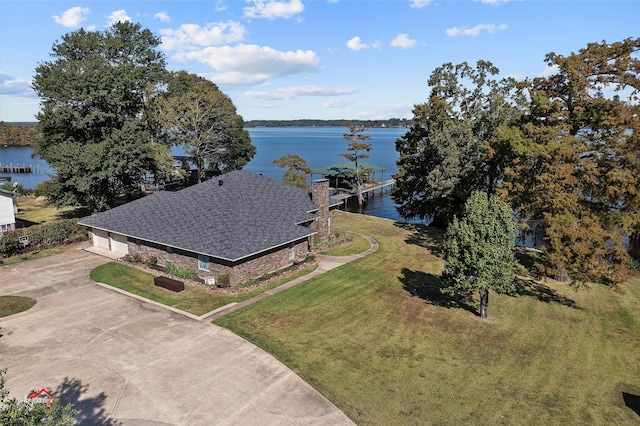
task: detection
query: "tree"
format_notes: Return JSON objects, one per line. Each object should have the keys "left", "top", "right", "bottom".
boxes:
{"left": 393, "top": 61, "right": 526, "bottom": 227}
{"left": 1, "top": 368, "right": 78, "bottom": 425}
{"left": 500, "top": 37, "right": 640, "bottom": 285}
{"left": 440, "top": 192, "right": 517, "bottom": 319}
{"left": 273, "top": 154, "right": 312, "bottom": 189}
{"left": 341, "top": 123, "right": 372, "bottom": 204}
{"left": 31, "top": 22, "right": 173, "bottom": 212}
{"left": 153, "top": 71, "right": 255, "bottom": 183}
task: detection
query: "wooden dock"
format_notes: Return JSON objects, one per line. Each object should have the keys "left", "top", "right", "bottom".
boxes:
{"left": 0, "top": 164, "right": 33, "bottom": 173}
{"left": 331, "top": 179, "right": 395, "bottom": 203}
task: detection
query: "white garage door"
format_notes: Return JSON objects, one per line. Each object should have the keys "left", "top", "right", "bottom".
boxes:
{"left": 110, "top": 233, "right": 129, "bottom": 255}
{"left": 92, "top": 229, "right": 110, "bottom": 250}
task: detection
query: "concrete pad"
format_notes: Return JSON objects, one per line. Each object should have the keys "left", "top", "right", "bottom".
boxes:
{"left": 0, "top": 248, "right": 354, "bottom": 425}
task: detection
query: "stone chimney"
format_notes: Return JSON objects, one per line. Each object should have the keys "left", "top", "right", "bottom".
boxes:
{"left": 311, "top": 179, "right": 333, "bottom": 241}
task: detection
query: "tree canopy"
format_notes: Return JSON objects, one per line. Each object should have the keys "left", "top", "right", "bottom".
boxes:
{"left": 273, "top": 154, "right": 311, "bottom": 189}
{"left": 393, "top": 60, "right": 526, "bottom": 227}
{"left": 153, "top": 71, "right": 255, "bottom": 183}
{"left": 341, "top": 123, "right": 372, "bottom": 204}
{"left": 500, "top": 37, "right": 640, "bottom": 285}
{"left": 441, "top": 192, "right": 517, "bottom": 319}
{"left": 32, "top": 22, "right": 172, "bottom": 212}
{"left": 397, "top": 38, "right": 640, "bottom": 286}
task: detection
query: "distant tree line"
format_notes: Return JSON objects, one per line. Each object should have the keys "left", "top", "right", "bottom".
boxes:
{"left": 245, "top": 118, "right": 413, "bottom": 128}
{"left": 0, "top": 122, "right": 37, "bottom": 146}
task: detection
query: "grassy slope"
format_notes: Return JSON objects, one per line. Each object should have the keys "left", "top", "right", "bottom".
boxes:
{"left": 215, "top": 211, "right": 640, "bottom": 425}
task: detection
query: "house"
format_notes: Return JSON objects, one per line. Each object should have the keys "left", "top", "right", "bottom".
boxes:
{"left": 79, "top": 170, "right": 336, "bottom": 286}
{"left": 0, "top": 189, "right": 17, "bottom": 233}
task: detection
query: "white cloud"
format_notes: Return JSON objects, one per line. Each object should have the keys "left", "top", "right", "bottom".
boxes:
{"left": 177, "top": 44, "right": 320, "bottom": 87}
{"left": 0, "top": 72, "right": 36, "bottom": 97}
{"left": 410, "top": 0, "right": 432, "bottom": 8}
{"left": 108, "top": 10, "right": 132, "bottom": 25}
{"left": 243, "top": 0, "right": 305, "bottom": 20}
{"left": 391, "top": 34, "right": 417, "bottom": 49}
{"left": 446, "top": 23, "right": 508, "bottom": 37}
{"left": 154, "top": 11, "right": 171, "bottom": 23}
{"left": 245, "top": 85, "right": 357, "bottom": 100}
{"left": 160, "top": 21, "right": 246, "bottom": 51}
{"left": 323, "top": 99, "right": 352, "bottom": 108}
{"left": 53, "top": 7, "right": 90, "bottom": 28}
{"left": 537, "top": 65, "right": 559, "bottom": 78}
{"left": 346, "top": 36, "right": 369, "bottom": 51}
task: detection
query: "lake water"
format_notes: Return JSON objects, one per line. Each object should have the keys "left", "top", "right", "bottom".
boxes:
{"left": 0, "top": 126, "right": 423, "bottom": 223}
{"left": 2, "top": 127, "right": 639, "bottom": 254}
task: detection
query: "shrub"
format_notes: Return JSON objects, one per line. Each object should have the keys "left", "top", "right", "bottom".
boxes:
{"left": 165, "top": 262, "right": 199, "bottom": 280}
{"left": 217, "top": 274, "right": 230, "bottom": 288}
{"left": 0, "top": 219, "right": 87, "bottom": 258}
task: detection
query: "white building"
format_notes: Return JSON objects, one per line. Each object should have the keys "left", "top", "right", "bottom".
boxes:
{"left": 0, "top": 189, "right": 17, "bottom": 233}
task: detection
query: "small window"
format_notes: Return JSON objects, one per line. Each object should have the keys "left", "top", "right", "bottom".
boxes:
{"left": 167, "top": 247, "right": 174, "bottom": 261}
{"left": 198, "top": 254, "right": 210, "bottom": 271}
{"left": 289, "top": 243, "right": 295, "bottom": 261}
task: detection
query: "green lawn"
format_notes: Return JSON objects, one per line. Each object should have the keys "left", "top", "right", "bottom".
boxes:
{"left": 90, "top": 261, "right": 319, "bottom": 316}
{"left": 0, "top": 295, "right": 37, "bottom": 318}
{"left": 214, "top": 211, "right": 640, "bottom": 425}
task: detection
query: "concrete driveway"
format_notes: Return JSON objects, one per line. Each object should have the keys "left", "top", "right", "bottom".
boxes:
{"left": 0, "top": 247, "right": 354, "bottom": 425}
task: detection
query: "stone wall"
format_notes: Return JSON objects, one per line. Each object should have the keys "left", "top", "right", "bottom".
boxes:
{"left": 311, "top": 179, "right": 333, "bottom": 241}
{"left": 126, "top": 238, "right": 309, "bottom": 287}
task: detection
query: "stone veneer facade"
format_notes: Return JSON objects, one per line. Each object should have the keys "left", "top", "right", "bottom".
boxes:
{"left": 311, "top": 179, "right": 334, "bottom": 241}
{"left": 127, "top": 238, "right": 310, "bottom": 287}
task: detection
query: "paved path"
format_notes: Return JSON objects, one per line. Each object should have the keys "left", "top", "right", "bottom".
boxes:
{"left": 0, "top": 244, "right": 368, "bottom": 425}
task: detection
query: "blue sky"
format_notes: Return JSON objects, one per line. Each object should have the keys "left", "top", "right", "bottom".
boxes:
{"left": 0, "top": 0, "right": 638, "bottom": 122}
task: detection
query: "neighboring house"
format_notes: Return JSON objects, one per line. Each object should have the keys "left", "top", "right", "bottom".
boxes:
{"left": 79, "top": 170, "right": 337, "bottom": 286}
{"left": 0, "top": 189, "right": 17, "bottom": 233}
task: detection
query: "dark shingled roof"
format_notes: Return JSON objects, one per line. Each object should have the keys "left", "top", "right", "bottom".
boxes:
{"left": 79, "top": 170, "right": 319, "bottom": 261}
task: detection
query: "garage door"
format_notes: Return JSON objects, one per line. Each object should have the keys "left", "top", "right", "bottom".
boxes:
{"left": 110, "top": 233, "right": 129, "bottom": 255}
{"left": 92, "top": 229, "right": 110, "bottom": 250}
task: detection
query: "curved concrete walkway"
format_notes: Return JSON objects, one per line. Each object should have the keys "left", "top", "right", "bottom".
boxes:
{"left": 0, "top": 235, "right": 378, "bottom": 425}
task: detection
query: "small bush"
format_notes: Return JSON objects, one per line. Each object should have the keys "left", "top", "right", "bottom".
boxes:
{"left": 217, "top": 274, "right": 230, "bottom": 288}
{"left": 165, "top": 262, "right": 199, "bottom": 280}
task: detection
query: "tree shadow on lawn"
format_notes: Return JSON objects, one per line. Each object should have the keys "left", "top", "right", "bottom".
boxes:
{"left": 400, "top": 268, "right": 580, "bottom": 315}
{"left": 622, "top": 392, "right": 640, "bottom": 417}
{"left": 513, "top": 277, "right": 580, "bottom": 309}
{"left": 399, "top": 267, "right": 478, "bottom": 316}
{"left": 53, "top": 377, "right": 120, "bottom": 425}
{"left": 394, "top": 222, "right": 446, "bottom": 257}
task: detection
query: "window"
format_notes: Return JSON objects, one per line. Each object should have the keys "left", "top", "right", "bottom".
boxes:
{"left": 198, "top": 254, "right": 210, "bottom": 271}
{"left": 289, "top": 243, "right": 295, "bottom": 261}
{"left": 167, "top": 247, "right": 174, "bottom": 261}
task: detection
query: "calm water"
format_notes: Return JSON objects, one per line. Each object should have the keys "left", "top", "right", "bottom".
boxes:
{"left": 0, "top": 126, "right": 420, "bottom": 223}
{"left": 2, "top": 127, "right": 639, "bottom": 253}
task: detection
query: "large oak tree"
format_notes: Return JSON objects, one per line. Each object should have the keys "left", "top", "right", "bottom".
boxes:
{"left": 501, "top": 37, "right": 640, "bottom": 285}
{"left": 393, "top": 61, "right": 526, "bottom": 227}
{"left": 153, "top": 71, "right": 255, "bottom": 183}
{"left": 32, "top": 22, "right": 172, "bottom": 212}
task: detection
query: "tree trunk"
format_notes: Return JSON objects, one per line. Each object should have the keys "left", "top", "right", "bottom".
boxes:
{"left": 479, "top": 288, "right": 489, "bottom": 319}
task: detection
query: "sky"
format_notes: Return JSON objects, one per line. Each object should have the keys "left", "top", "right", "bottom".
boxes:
{"left": 0, "top": 0, "right": 638, "bottom": 122}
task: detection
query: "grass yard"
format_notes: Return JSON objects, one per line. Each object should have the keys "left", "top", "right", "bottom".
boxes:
{"left": 0, "top": 295, "right": 37, "bottom": 318}
{"left": 15, "top": 196, "right": 75, "bottom": 224}
{"left": 214, "top": 211, "right": 640, "bottom": 425}
{"left": 90, "top": 261, "right": 319, "bottom": 316}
